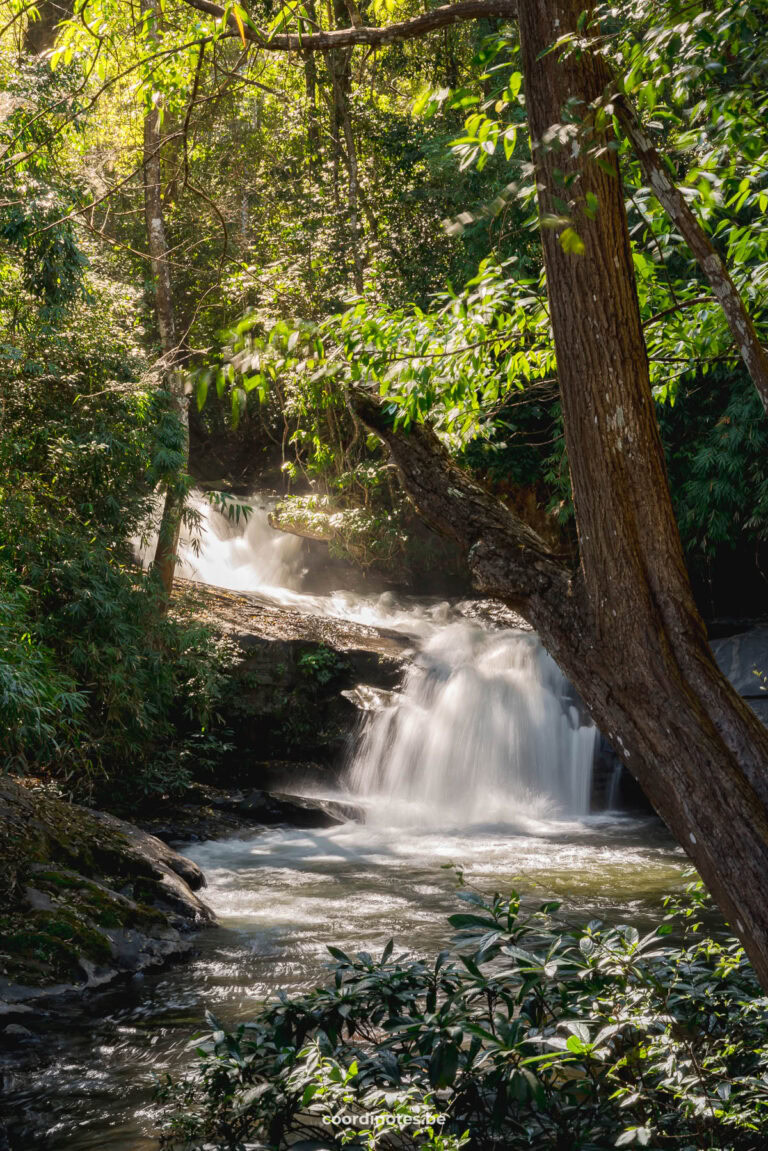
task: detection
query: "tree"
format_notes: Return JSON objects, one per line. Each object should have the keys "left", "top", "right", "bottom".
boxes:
{"left": 163, "top": 0, "right": 768, "bottom": 981}
{"left": 6, "top": 0, "right": 768, "bottom": 981}
{"left": 343, "top": 0, "right": 768, "bottom": 989}
{"left": 142, "top": 0, "right": 189, "bottom": 601}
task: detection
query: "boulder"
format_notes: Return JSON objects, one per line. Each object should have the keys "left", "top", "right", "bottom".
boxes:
{"left": 0, "top": 778, "right": 214, "bottom": 1006}
{"left": 710, "top": 626, "right": 768, "bottom": 700}
{"left": 220, "top": 789, "right": 363, "bottom": 827}
{"left": 173, "top": 578, "right": 407, "bottom": 770}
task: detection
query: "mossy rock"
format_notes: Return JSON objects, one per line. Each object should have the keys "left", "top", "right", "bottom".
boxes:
{"left": 0, "top": 778, "right": 214, "bottom": 1000}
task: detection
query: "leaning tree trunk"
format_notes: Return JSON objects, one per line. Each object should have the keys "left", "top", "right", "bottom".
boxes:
{"left": 142, "top": 0, "right": 188, "bottom": 602}
{"left": 517, "top": 0, "right": 768, "bottom": 985}
{"left": 356, "top": 0, "right": 768, "bottom": 989}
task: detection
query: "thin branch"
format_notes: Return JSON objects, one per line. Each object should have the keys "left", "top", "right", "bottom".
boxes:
{"left": 616, "top": 93, "right": 768, "bottom": 415}
{"left": 642, "top": 296, "right": 713, "bottom": 329}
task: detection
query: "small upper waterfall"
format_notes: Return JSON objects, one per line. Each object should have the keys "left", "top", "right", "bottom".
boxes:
{"left": 177, "top": 494, "right": 306, "bottom": 592}
{"left": 135, "top": 493, "right": 306, "bottom": 593}
{"left": 347, "top": 621, "right": 597, "bottom": 824}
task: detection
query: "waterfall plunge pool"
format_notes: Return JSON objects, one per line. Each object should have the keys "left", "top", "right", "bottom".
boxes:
{"left": 4, "top": 814, "right": 684, "bottom": 1151}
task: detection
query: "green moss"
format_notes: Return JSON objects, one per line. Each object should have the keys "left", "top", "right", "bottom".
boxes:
{"left": 32, "top": 869, "right": 167, "bottom": 932}
{"left": 0, "top": 908, "right": 112, "bottom": 985}
{"left": 0, "top": 779, "right": 191, "bottom": 992}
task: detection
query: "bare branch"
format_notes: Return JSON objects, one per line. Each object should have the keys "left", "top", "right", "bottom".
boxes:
{"left": 180, "top": 0, "right": 517, "bottom": 53}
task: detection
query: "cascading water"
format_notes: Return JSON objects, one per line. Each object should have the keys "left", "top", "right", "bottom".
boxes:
{"left": 348, "top": 621, "right": 597, "bottom": 824}
{"left": 137, "top": 493, "right": 307, "bottom": 592}
{"left": 161, "top": 494, "right": 599, "bottom": 821}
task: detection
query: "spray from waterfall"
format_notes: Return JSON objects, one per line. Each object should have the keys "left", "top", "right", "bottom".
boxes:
{"left": 135, "top": 493, "right": 306, "bottom": 593}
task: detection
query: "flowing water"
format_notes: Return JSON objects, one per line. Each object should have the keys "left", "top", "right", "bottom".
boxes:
{"left": 4, "top": 497, "right": 686, "bottom": 1150}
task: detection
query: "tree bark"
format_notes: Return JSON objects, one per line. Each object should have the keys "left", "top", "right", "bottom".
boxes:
{"left": 353, "top": 0, "right": 768, "bottom": 991}
{"left": 328, "top": 64, "right": 364, "bottom": 294}
{"left": 142, "top": 0, "right": 188, "bottom": 601}
{"left": 325, "top": 0, "right": 364, "bottom": 294}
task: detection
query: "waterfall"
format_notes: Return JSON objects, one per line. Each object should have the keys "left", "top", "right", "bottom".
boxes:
{"left": 348, "top": 621, "right": 597, "bottom": 825}
{"left": 135, "top": 493, "right": 306, "bottom": 593}
{"left": 139, "top": 493, "right": 597, "bottom": 821}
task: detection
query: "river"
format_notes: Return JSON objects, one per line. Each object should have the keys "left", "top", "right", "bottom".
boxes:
{"left": 5, "top": 496, "right": 685, "bottom": 1149}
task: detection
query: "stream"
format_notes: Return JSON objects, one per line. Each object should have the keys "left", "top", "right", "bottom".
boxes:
{"left": 7, "top": 497, "right": 686, "bottom": 1149}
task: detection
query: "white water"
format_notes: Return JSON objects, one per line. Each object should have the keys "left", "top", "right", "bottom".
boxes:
{"left": 165, "top": 494, "right": 598, "bottom": 820}
{"left": 349, "top": 623, "right": 596, "bottom": 822}
{"left": 137, "top": 493, "right": 307, "bottom": 593}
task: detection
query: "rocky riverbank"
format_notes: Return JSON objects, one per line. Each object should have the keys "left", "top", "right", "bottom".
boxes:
{"left": 171, "top": 578, "right": 408, "bottom": 776}
{"left": 0, "top": 587, "right": 407, "bottom": 1011}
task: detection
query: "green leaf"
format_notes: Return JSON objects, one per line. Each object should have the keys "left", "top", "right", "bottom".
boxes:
{"left": 196, "top": 372, "right": 210, "bottom": 412}
{"left": 560, "top": 227, "right": 586, "bottom": 256}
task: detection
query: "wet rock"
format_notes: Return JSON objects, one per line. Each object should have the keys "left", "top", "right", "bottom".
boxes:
{"left": 172, "top": 579, "right": 407, "bottom": 769}
{"left": 342, "top": 684, "right": 399, "bottom": 712}
{"left": 2, "top": 1025, "right": 32, "bottom": 1038}
{"left": 710, "top": 626, "right": 768, "bottom": 700}
{"left": 223, "top": 790, "right": 363, "bottom": 827}
{"left": 23, "top": 887, "right": 56, "bottom": 912}
{"left": 0, "top": 778, "right": 214, "bottom": 1005}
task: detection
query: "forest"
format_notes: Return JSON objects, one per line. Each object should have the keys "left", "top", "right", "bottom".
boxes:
{"left": 1, "top": 0, "right": 768, "bottom": 1147}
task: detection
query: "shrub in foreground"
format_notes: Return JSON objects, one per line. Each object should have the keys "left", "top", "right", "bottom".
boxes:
{"left": 159, "top": 880, "right": 768, "bottom": 1149}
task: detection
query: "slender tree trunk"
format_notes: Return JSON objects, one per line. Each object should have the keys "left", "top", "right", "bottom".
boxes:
{"left": 614, "top": 98, "right": 768, "bottom": 415}
{"left": 355, "top": 0, "right": 768, "bottom": 989}
{"left": 303, "top": 0, "right": 321, "bottom": 164}
{"left": 329, "top": 65, "right": 364, "bottom": 293}
{"left": 327, "top": 0, "right": 364, "bottom": 294}
{"left": 142, "top": 0, "right": 188, "bottom": 601}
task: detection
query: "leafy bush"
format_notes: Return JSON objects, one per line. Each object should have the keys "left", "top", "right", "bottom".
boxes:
{"left": 159, "top": 881, "right": 768, "bottom": 1150}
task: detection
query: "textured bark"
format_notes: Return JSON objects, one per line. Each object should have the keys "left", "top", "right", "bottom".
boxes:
{"left": 329, "top": 67, "right": 364, "bottom": 293}
{"left": 143, "top": 0, "right": 187, "bottom": 602}
{"left": 323, "top": 0, "right": 365, "bottom": 294}
{"left": 615, "top": 98, "right": 768, "bottom": 415}
{"left": 354, "top": 0, "right": 768, "bottom": 991}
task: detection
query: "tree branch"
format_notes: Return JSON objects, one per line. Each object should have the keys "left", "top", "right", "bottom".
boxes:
{"left": 615, "top": 95, "right": 768, "bottom": 415}
{"left": 350, "top": 390, "right": 575, "bottom": 626}
{"left": 180, "top": 0, "right": 517, "bottom": 53}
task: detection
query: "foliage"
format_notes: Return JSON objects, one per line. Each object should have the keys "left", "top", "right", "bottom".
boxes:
{"left": 0, "top": 271, "right": 240, "bottom": 805}
{"left": 1, "top": 0, "right": 768, "bottom": 802}
{"left": 158, "top": 880, "right": 768, "bottom": 1150}
{"left": 298, "top": 645, "right": 349, "bottom": 687}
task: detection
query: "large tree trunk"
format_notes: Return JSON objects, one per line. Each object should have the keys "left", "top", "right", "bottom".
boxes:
{"left": 142, "top": 0, "right": 188, "bottom": 602}
{"left": 355, "top": 0, "right": 768, "bottom": 989}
